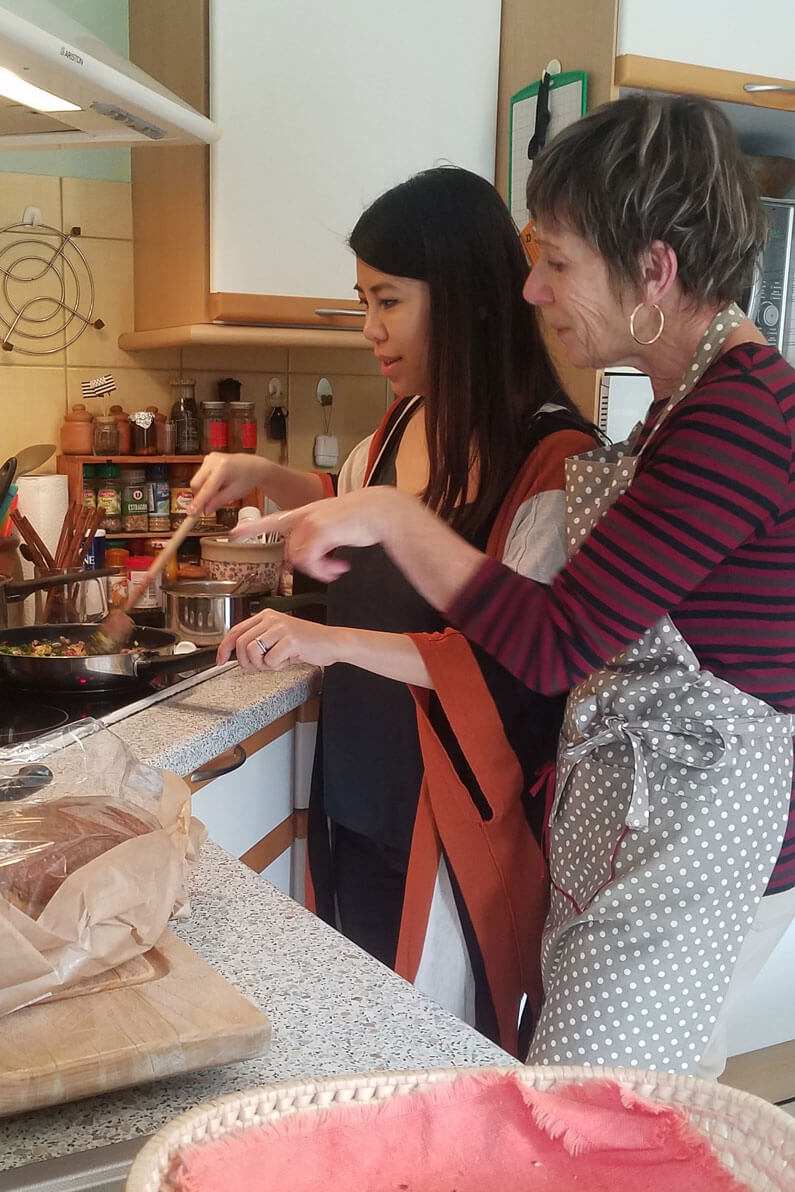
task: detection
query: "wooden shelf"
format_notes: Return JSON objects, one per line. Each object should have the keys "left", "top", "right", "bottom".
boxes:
{"left": 104, "top": 529, "right": 224, "bottom": 539}
{"left": 118, "top": 324, "right": 369, "bottom": 352}
{"left": 61, "top": 455, "right": 204, "bottom": 465}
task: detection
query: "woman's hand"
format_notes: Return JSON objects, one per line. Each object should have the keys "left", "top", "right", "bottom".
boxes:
{"left": 217, "top": 609, "right": 345, "bottom": 672}
{"left": 189, "top": 452, "right": 270, "bottom": 515}
{"left": 228, "top": 485, "right": 486, "bottom": 612}
{"left": 229, "top": 486, "right": 409, "bottom": 581}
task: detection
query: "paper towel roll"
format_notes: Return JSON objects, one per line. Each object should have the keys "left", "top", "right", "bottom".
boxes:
{"left": 16, "top": 474, "right": 69, "bottom": 624}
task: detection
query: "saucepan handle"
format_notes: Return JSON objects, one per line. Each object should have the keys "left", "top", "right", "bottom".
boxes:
{"left": 133, "top": 645, "right": 220, "bottom": 680}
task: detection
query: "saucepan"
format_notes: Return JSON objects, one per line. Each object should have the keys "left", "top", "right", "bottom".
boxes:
{"left": 0, "top": 623, "right": 219, "bottom": 692}
{"left": 163, "top": 582, "right": 329, "bottom": 645}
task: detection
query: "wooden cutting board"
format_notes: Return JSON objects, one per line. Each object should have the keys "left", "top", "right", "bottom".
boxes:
{"left": 0, "top": 930, "right": 271, "bottom": 1116}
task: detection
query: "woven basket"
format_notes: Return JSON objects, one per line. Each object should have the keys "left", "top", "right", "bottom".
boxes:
{"left": 125, "top": 1064, "right": 795, "bottom": 1192}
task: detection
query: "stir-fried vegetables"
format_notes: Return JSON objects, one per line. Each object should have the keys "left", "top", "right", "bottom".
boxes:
{"left": 0, "top": 637, "right": 90, "bottom": 657}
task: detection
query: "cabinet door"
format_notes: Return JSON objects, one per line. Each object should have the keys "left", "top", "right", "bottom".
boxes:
{"left": 618, "top": 0, "right": 795, "bottom": 84}
{"left": 190, "top": 728, "right": 294, "bottom": 891}
{"left": 210, "top": 0, "right": 501, "bottom": 302}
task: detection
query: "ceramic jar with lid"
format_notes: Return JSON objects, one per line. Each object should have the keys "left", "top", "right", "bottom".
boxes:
{"left": 60, "top": 403, "right": 94, "bottom": 455}
{"left": 109, "top": 405, "right": 132, "bottom": 454}
{"left": 200, "top": 535, "right": 284, "bottom": 593}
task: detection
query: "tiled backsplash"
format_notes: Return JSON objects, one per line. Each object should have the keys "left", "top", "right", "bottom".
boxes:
{"left": 0, "top": 173, "right": 389, "bottom": 478}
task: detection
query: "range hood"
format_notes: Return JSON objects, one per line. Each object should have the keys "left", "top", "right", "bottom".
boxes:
{"left": 0, "top": 0, "right": 216, "bottom": 148}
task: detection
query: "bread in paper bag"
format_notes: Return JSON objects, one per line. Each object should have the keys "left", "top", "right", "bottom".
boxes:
{"left": 0, "top": 721, "right": 203, "bottom": 1016}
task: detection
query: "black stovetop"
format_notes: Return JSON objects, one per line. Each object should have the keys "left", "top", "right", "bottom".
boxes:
{"left": 0, "top": 671, "right": 200, "bottom": 746}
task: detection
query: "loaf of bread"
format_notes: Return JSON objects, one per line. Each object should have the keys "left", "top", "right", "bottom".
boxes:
{"left": 0, "top": 797, "right": 160, "bottom": 918}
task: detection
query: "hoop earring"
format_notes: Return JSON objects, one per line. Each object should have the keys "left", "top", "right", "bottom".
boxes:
{"left": 629, "top": 302, "right": 664, "bottom": 345}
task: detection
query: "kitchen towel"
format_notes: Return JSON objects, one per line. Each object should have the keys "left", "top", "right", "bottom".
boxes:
{"left": 167, "top": 1071, "right": 751, "bottom": 1192}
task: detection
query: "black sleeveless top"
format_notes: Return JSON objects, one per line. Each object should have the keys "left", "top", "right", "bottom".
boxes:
{"left": 319, "top": 399, "right": 575, "bottom": 852}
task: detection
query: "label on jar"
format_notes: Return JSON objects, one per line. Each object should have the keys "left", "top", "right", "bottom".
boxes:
{"left": 109, "top": 573, "right": 129, "bottom": 608}
{"left": 207, "top": 420, "right": 228, "bottom": 450}
{"left": 127, "top": 567, "right": 161, "bottom": 609}
{"left": 148, "top": 480, "right": 171, "bottom": 516}
{"left": 97, "top": 485, "right": 121, "bottom": 516}
{"left": 171, "top": 485, "right": 193, "bottom": 515}
{"left": 241, "top": 421, "right": 257, "bottom": 450}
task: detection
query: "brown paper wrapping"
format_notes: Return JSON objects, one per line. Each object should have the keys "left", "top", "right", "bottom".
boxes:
{"left": 0, "top": 771, "right": 206, "bottom": 1017}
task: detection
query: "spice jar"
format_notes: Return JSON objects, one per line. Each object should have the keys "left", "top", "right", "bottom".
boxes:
{"left": 200, "top": 400, "right": 229, "bottom": 453}
{"left": 228, "top": 400, "right": 257, "bottom": 453}
{"left": 60, "top": 403, "right": 94, "bottom": 455}
{"left": 149, "top": 537, "right": 179, "bottom": 585}
{"left": 95, "top": 463, "right": 122, "bottom": 532}
{"left": 216, "top": 500, "right": 241, "bottom": 529}
{"left": 81, "top": 463, "right": 96, "bottom": 509}
{"left": 120, "top": 466, "right": 149, "bottom": 532}
{"left": 170, "top": 461, "right": 194, "bottom": 530}
{"left": 127, "top": 556, "right": 161, "bottom": 610}
{"left": 109, "top": 405, "right": 132, "bottom": 455}
{"left": 131, "top": 410, "right": 157, "bottom": 455}
{"left": 170, "top": 379, "right": 200, "bottom": 455}
{"left": 106, "top": 547, "right": 129, "bottom": 608}
{"left": 146, "top": 462, "right": 171, "bottom": 533}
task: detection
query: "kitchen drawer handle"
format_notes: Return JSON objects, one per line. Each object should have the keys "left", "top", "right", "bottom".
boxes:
{"left": 313, "top": 307, "right": 366, "bottom": 317}
{"left": 189, "top": 743, "right": 246, "bottom": 784}
{"left": 743, "top": 83, "right": 795, "bottom": 94}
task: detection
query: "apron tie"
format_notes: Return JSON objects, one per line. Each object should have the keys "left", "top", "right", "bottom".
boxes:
{"left": 554, "top": 716, "right": 727, "bottom": 830}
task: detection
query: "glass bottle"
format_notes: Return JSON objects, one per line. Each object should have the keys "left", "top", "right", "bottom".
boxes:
{"left": 169, "top": 379, "right": 200, "bottom": 454}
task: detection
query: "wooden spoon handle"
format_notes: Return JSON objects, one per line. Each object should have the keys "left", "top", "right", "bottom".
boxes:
{"left": 124, "top": 514, "right": 200, "bottom": 612}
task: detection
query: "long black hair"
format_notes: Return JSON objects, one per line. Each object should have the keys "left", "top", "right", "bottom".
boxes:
{"left": 349, "top": 165, "right": 583, "bottom": 537}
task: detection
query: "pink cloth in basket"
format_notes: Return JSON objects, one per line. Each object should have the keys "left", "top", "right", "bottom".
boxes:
{"left": 169, "top": 1071, "right": 751, "bottom": 1192}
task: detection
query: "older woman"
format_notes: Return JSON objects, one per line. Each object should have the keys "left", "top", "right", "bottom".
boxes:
{"left": 244, "top": 95, "right": 795, "bottom": 1078}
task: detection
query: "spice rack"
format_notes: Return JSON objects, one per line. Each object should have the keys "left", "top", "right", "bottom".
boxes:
{"left": 56, "top": 455, "right": 208, "bottom": 539}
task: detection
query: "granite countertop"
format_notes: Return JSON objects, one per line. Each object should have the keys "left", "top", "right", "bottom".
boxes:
{"left": 0, "top": 666, "right": 513, "bottom": 1176}
{"left": 105, "top": 660, "right": 322, "bottom": 776}
{"left": 1, "top": 843, "right": 512, "bottom": 1172}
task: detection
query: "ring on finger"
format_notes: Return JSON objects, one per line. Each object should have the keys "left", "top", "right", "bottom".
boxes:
{"left": 255, "top": 636, "right": 269, "bottom": 655}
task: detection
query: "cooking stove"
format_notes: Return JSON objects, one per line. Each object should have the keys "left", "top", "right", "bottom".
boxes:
{"left": 0, "top": 661, "right": 235, "bottom": 746}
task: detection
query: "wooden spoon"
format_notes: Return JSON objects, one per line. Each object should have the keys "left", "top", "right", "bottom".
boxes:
{"left": 86, "top": 514, "right": 200, "bottom": 654}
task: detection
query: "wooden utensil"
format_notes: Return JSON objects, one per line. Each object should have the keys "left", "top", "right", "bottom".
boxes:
{"left": 87, "top": 514, "right": 200, "bottom": 654}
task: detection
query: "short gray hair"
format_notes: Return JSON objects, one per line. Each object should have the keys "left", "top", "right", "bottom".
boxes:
{"left": 526, "top": 94, "right": 768, "bottom": 305}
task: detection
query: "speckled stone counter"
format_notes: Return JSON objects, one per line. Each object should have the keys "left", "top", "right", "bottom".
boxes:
{"left": 108, "top": 661, "right": 321, "bottom": 776}
{"left": 1, "top": 843, "right": 512, "bottom": 1175}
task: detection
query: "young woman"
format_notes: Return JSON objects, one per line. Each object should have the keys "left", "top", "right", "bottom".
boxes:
{"left": 191, "top": 166, "right": 597, "bottom": 1055}
{"left": 254, "top": 99, "right": 795, "bottom": 1078}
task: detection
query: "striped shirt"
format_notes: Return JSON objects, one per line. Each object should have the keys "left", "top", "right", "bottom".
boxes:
{"left": 449, "top": 343, "right": 795, "bottom": 893}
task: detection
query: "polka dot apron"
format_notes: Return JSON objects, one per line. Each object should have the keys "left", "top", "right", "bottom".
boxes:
{"left": 527, "top": 305, "right": 794, "bottom": 1073}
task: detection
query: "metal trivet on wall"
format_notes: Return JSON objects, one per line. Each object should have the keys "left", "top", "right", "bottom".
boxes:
{"left": 0, "top": 211, "right": 104, "bottom": 355}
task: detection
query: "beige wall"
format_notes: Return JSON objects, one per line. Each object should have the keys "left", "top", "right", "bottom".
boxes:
{"left": 0, "top": 174, "right": 389, "bottom": 479}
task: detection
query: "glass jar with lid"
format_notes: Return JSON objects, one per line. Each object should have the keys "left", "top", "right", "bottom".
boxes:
{"left": 200, "top": 400, "right": 229, "bottom": 453}
{"left": 93, "top": 414, "right": 120, "bottom": 457}
{"left": 131, "top": 410, "right": 157, "bottom": 455}
{"left": 228, "top": 400, "right": 257, "bottom": 453}
{"left": 170, "top": 379, "right": 200, "bottom": 454}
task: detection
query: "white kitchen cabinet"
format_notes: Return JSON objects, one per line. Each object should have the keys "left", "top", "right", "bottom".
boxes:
{"left": 210, "top": 0, "right": 501, "bottom": 304}
{"left": 128, "top": 0, "right": 500, "bottom": 338}
{"left": 186, "top": 699, "right": 319, "bottom": 901}
{"left": 617, "top": 1, "right": 795, "bottom": 81}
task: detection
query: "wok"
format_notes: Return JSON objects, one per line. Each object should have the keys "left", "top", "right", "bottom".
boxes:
{"left": 0, "top": 623, "right": 219, "bottom": 692}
